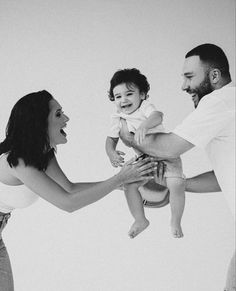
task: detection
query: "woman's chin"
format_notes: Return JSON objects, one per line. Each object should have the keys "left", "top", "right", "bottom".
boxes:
{"left": 50, "top": 138, "right": 67, "bottom": 148}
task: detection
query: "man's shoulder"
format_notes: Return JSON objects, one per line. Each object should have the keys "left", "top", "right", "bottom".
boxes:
{"left": 200, "top": 84, "right": 235, "bottom": 108}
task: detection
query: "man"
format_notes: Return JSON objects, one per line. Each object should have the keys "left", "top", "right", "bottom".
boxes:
{"left": 120, "top": 44, "right": 235, "bottom": 291}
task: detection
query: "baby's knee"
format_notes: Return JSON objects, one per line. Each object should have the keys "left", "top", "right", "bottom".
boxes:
{"left": 166, "top": 177, "right": 185, "bottom": 190}
{"left": 125, "top": 183, "right": 139, "bottom": 191}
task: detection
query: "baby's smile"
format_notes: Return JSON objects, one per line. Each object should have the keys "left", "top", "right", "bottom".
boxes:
{"left": 121, "top": 103, "right": 132, "bottom": 109}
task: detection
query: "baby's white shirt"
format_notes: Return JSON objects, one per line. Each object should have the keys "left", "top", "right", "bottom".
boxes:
{"left": 109, "top": 100, "right": 165, "bottom": 138}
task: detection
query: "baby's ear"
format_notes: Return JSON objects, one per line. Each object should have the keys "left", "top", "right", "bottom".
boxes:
{"left": 145, "top": 94, "right": 149, "bottom": 100}
{"left": 141, "top": 92, "right": 147, "bottom": 100}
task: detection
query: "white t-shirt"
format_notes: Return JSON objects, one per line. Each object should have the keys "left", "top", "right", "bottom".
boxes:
{"left": 109, "top": 100, "right": 165, "bottom": 138}
{"left": 173, "top": 84, "right": 235, "bottom": 219}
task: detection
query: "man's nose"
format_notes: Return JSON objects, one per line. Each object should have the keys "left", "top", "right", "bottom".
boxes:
{"left": 181, "top": 80, "right": 188, "bottom": 91}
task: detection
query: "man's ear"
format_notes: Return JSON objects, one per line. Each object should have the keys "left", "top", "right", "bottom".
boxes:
{"left": 209, "top": 68, "right": 221, "bottom": 85}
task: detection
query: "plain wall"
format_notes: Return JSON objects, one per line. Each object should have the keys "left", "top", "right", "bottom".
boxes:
{"left": 0, "top": 1, "right": 235, "bottom": 290}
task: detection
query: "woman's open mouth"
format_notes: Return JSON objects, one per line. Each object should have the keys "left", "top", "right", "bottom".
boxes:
{"left": 60, "top": 127, "right": 67, "bottom": 137}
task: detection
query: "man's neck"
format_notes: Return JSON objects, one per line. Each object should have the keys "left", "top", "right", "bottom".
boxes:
{"left": 214, "top": 78, "right": 231, "bottom": 90}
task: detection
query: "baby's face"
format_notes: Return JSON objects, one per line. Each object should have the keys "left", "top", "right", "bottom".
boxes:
{"left": 113, "top": 83, "right": 145, "bottom": 114}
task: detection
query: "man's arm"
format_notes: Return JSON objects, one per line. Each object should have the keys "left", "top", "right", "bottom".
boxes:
{"left": 119, "top": 119, "right": 194, "bottom": 158}
{"left": 185, "top": 171, "right": 221, "bottom": 193}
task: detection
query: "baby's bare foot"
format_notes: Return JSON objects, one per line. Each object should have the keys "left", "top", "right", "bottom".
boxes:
{"left": 128, "top": 219, "right": 149, "bottom": 239}
{"left": 171, "top": 222, "right": 184, "bottom": 238}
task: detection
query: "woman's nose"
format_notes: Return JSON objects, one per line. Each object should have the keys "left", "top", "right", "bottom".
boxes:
{"left": 64, "top": 114, "right": 70, "bottom": 122}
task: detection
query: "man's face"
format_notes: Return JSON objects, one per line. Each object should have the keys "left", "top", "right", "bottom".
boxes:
{"left": 181, "top": 55, "right": 213, "bottom": 108}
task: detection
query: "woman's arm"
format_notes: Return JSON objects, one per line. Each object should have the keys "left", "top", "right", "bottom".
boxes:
{"left": 46, "top": 156, "right": 109, "bottom": 193}
{"left": 12, "top": 157, "right": 156, "bottom": 212}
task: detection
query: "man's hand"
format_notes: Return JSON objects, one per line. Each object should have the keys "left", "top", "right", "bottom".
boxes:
{"left": 119, "top": 119, "right": 134, "bottom": 148}
{"left": 153, "top": 159, "right": 167, "bottom": 187}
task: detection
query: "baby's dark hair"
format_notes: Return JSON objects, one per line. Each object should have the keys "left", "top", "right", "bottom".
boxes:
{"left": 108, "top": 68, "right": 150, "bottom": 101}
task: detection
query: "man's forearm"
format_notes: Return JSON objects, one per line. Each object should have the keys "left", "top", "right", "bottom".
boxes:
{"left": 126, "top": 132, "right": 193, "bottom": 158}
{"left": 185, "top": 171, "right": 221, "bottom": 193}
{"left": 119, "top": 119, "right": 194, "bottom": 158}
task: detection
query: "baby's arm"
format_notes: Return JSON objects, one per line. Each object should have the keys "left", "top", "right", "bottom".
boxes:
{"left": 105, "top": 136, "right": 125, "bottom": 167}
{"left": 135, "top": 111, "right": 163, "bottom": 145}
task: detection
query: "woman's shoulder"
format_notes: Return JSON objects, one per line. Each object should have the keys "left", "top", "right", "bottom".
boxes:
{"left": 0, "top": 153, "right": 23, "bottom": 185}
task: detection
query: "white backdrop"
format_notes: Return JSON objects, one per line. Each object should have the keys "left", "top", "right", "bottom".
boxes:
{"left": 0, "top": 1, "right": 235, "bottom": 290}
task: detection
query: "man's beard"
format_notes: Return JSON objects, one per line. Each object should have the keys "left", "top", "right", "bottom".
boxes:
{"left": 188, "top": 73, "right": 213, "bottom": 108}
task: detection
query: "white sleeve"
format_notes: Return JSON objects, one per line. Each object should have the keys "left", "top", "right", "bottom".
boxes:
{"left": 108, "top": 114, "right": 121, "bottom": 138}
{"left": 173, "top": 96, "right": 233, "bottom": 148}
{"left": 141, "top": 100, "right": 159, "bottom": 118}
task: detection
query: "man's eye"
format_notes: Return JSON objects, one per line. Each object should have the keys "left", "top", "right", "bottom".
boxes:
{"left": 127, "top": 93, "right": 133, "bottom": 96}
{"left": 115, "top": 96, "right": 121, "bottom": 99}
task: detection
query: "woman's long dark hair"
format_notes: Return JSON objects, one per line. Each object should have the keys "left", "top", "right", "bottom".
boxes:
{"left": 0, "top": 90, "right": 55, "bottom": 171}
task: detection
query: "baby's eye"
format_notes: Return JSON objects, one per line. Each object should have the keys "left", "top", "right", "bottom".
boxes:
{"left": 115, "top": 96, "right": 121, "bottom": 99}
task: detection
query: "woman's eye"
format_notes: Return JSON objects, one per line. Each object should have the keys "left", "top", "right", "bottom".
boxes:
{"left": 56, "top": 111, "right": 64, "bottom": 117}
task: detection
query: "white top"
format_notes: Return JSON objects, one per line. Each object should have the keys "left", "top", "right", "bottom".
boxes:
{"left": 173, "top": 84, "right": 235, "bottom": 219}
{"left": 0, "top": 182, "right": 39, "bottom": 213}
{"left": 0, "top": 154, "right": 39, "bottom": 213}
{"left": 109, "top": 100, "right": 165, "bottom": 138}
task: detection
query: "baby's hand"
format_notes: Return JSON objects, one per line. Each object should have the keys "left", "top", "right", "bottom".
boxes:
{"left": 134, "top": 126, "right": 148, "bottom": 145}
{"left": 109, "top": 150, "right": 125, "bottom": 167}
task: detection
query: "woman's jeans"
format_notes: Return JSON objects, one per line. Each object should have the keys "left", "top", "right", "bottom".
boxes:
{"left": 224, "top": 250, "right": 236, "bottom": 291}
{"left": 0, "top": 212, "right": 14, "bottom": 291}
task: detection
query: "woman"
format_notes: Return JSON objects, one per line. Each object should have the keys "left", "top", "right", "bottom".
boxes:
{"left": 0, "top": 90, "right": 156, "bottom": 290}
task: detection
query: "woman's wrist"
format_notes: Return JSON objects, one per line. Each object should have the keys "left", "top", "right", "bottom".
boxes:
{"left": 114, "top": 171, "right": 125, "bottom": 187}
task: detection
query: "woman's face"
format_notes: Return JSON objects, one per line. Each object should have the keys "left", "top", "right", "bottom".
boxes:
{"left": 47, "top": 99, "right": 69, "bottom": 147}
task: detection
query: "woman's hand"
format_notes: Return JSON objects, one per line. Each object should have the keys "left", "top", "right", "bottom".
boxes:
{"left": 117, "top": 157, "right": 157, "bottom": 185}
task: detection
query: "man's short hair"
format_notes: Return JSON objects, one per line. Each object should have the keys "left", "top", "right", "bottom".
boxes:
{"left": 185, "top": 43, "right": 231, "bottom": 79}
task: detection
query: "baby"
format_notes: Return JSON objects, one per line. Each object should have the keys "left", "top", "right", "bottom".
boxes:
{"left": 105, "top": 68, "right": 185, "bottom": 239}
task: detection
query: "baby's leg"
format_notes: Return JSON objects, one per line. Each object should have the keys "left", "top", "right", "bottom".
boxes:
{"left": 124, "top": 184, "right": 149, "bottom": 238}
{"left": 166, "top": 177, "right": 185, "bottom": 238}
